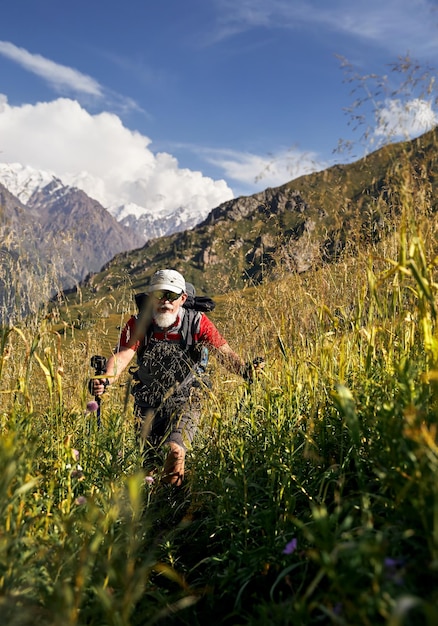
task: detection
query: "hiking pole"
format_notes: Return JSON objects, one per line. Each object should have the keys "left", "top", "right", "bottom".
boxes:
{"left": 90, "top": 355, "right": 107, "bottom": 428}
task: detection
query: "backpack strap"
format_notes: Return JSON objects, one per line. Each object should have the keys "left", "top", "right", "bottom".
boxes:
{"left": 180, "top": 308, "right": 202, "bottom": 349}
{"left": 136, "top": 308, "right": 201, "bottom": 359}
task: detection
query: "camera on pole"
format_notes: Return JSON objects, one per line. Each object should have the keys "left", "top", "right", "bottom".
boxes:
{"left": 90, "top": 355, "right": 107, "bottom": 427}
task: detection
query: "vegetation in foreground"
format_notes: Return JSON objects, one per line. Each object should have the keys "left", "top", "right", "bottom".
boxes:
{"left": 1, "top": 141, "right": 438, "bottom": 625}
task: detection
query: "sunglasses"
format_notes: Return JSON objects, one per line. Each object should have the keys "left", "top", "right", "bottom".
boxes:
{"left": 152, "top": 290, "right": 182, "bottom": 302}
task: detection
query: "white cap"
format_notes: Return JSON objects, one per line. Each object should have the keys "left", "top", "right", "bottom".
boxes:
{"left": 147, "top": 269, "right": 186, "bottom": 294}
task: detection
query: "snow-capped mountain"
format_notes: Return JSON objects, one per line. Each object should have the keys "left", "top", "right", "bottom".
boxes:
{"left": 113, "top": 201, "right": 212, "bottom": 240}
{"left": 0, "top": 162, "right": 144, "bottom": 296}
{"left": 0, "top": 160, "right": 228, "bottom": 320}
{"left": 0, "top": 162, "right": 65, "bottom": 204}
{"left": 0, "top": 162, "right": 220, "bottom": 242}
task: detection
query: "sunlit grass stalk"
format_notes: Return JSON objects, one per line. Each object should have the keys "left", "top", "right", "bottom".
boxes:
{"left": 2, "top": 133, "right": 438, "bottom": 623}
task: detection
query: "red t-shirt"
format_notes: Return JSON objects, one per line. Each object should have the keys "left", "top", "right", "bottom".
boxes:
{"left": 119, "top": 311, "right": 227, "bottom": 352}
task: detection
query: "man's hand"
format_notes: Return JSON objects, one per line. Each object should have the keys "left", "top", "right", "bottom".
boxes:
{"left": 243, "top": 357, "right": 265, "bottom": 382}
{"left": 88, "top": 377, "right": 109, "bottom": 396}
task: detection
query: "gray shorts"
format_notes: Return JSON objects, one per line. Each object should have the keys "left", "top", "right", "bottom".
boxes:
{"left": 134, "top": 388, "right": 202, "bottom": 451}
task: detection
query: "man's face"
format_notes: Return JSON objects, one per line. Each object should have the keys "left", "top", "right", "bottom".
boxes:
{"left": 152, "top": 290, "right": 187, "bottom": 327}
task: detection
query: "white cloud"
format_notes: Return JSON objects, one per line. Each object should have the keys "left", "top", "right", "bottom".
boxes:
{"left": 0, "top": 95, "right": 233, "bottom": 215}
{"left": 375, "top": 98, "right": 438, "bottom": 138}
{"left": 0, "top": 41, "right": 144, "bottom": 115}
{"left": 201, "top": 146, "right": 325, "bottom": 190}
{"left": 212, "top": 0, "right": 438, "bottom": 56}
{"left": 0, "top": 40, "right": 103, "bottom": 97}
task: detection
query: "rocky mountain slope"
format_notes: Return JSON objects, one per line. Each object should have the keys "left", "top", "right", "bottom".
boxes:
{"left": 0, "top": 174, "right": 144, "bottom": 321}
{"left": 0, "top": 171, "right": 144, "bottom": 286}
{"left": 2, "top": 126, "right": 437, "bottom": 323}
{"left": 0, "top": 162, "right": 224, "bottom": 245}
{"left": 67, "top": 126, "right": 437, "bottom": 305}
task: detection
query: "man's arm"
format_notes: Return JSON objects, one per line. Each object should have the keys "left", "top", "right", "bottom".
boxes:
{"left": 199, "top": 314, "right": 264, "bottom": 379}
{"left": 215, "top": 342, "right": 246, "bottom": 375}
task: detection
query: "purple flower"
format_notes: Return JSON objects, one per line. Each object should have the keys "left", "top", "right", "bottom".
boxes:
{"left": 145, "top": 475, "right": 155, "bottom": 484}
{"left": 72, "top": 449, "right": 80, "bottom": 461}
{"left": 75, "top": 496, "right": 87, "bottom": 506}
{"left": 384, "top": 557, "right": 405, "bottom": 585}
{"left": 333, "top": 603, "right": 343, "bottom": 616}
{"left": 86, "top": 400, "right": 99, "bottom": 413}
{"left": 283, "top": 538, "right": 297, "bottom": 555}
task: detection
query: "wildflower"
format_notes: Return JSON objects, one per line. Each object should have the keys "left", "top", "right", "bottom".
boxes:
{"left": 86, "top": 400, "right": 99, "bottom": 413}
{"left": 283, "top": 538, "right": 297, "bottom": 555}
{"left": 384, "top": 557, "right": 405, "bottom": 585}
{"left": 75, "top": 496, "right": 87, "bottom": 506}
{"left": 333, "top": 603, "right": 343, "bottom": 615}
{"left": 145, "top": 475, "right": 155, "bottom": 484}
{"left": 71, "top": 465, "right": 84, "bottom": 480}
{"left": 72, "top": 449, "right": 80, "bottom": 461}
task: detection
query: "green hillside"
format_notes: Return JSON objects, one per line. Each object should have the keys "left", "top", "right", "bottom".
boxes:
{"left": 52, "top": 127, "right": 438, "bottom": 337}
{"left": 1, "top": 126, "right": 438, "bottom": 624}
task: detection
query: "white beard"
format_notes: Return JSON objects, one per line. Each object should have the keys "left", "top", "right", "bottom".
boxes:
{"left": 153, "top": 310, "right": 178, "bottom": 329}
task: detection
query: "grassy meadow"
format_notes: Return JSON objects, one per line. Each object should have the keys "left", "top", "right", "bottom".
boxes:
{"left": 1, "top": 153, "right": 438, "bottom": 625}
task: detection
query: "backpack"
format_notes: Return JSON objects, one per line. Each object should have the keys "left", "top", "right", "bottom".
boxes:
{"left": 130, "top": 283, "right": 213, "bottom": 406}
{"left": 133, "top": 282, "right": 215, "bottom": 351}
{"left": 134, "top": 282, "right": 216, "bottom": 360}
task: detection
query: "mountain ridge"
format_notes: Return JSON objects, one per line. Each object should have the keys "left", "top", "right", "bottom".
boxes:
{"left": 2, "top": 127, "right": 437, "bottom": 323}
{"left": 70, "top": 126, "right": 437, "bottom": 304}
{"left": 0, "top": 162, "right": 225, "bottom": 245}
{"left": 0, "top": 175, "right": 144, "bottom": 322}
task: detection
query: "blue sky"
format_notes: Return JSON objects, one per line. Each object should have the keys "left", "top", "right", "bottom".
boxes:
{"left": 0, "top": 0, "right": 437, "bottom": 218}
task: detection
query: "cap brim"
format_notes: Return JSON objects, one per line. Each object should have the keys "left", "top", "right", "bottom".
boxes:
{"left": 148, "top": 284, "right": 183, "bottom": 294}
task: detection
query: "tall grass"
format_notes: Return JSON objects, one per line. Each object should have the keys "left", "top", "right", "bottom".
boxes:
{"left": 1, "top": 141, "right": 438, "bottom": 624}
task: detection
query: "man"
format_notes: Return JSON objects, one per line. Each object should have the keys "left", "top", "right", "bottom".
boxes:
{"left": 92, "top": 269, "right": 262, "bottom": 487}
